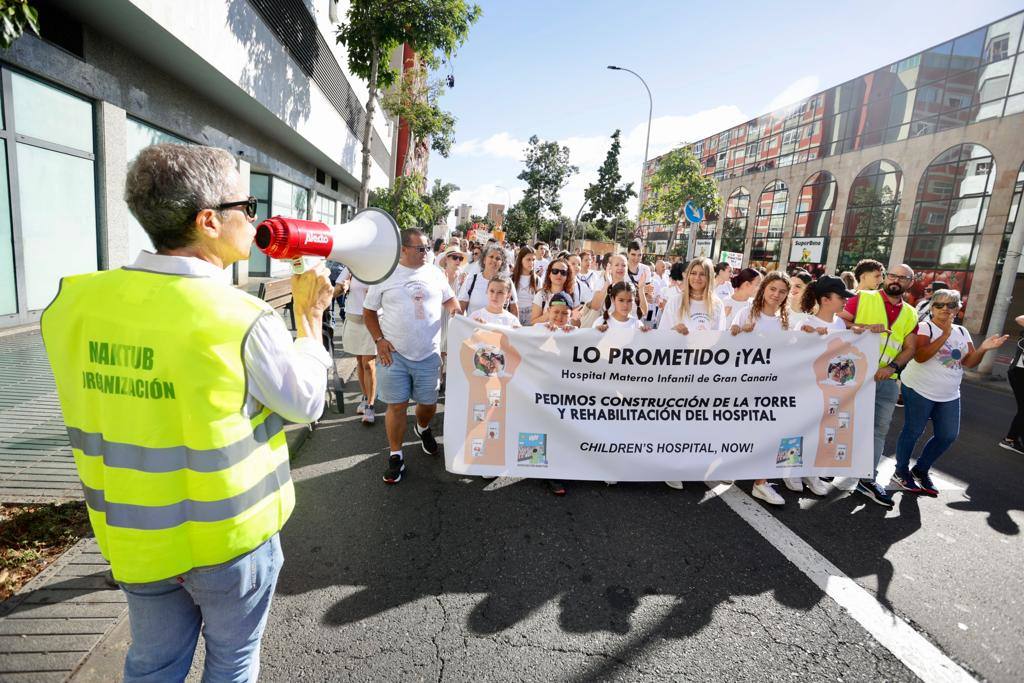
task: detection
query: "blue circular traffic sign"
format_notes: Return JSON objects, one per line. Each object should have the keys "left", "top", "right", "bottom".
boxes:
{"left": 684, "top": 201, "right": 704, "bottom": 223}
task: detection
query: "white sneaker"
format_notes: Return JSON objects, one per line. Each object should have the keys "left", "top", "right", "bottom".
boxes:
{"left": 803, "top": 476, "right": 830, "bottom": 496}
{"left": 361, "top": 406, "right": 375, "bottom": 425}
{"left": 783, "top": 477, "right": 803, "bottom": 492}
{"left": 665, "top": 481, "right": 684, "bottom": 490}
{"left": 752, "top": 482, "right": 785, "bottom": 505}
{"left": 356, "top": 396, "right": 367, "bottom": 415}
{"left": 605, "top": 481, "right": 618, "bottom": 486}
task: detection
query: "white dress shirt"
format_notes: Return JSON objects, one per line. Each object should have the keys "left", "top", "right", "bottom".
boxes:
{"left": 130, "top": 252, "right": 331, "bottom": 423}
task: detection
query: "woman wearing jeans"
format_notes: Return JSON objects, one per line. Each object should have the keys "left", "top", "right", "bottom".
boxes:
{"left": 892, "top": 290, "right": 1007, "bottom": 495}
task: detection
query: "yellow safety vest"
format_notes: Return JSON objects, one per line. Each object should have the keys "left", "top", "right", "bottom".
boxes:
{"left": 853, "top": 289, "right": 918, "bottom": 378}
{"left": 41, "top": 267, "right": 294, "bottom": 584}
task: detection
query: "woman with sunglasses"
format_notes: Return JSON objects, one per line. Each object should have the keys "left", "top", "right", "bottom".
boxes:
{"left": 438, "top": 246, "right": 468, "bottom": 391}
{"left": 531, "top": 258, "right": 577, "bottom": 325}
{"left": 458, "top": 245, "right": 519, "bottom": 318}
{"left": 892, "top": 290, "right": 1007, "bottom": 495}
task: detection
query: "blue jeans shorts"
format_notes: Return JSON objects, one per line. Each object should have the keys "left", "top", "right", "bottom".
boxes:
{"left": 377, "top": 351, "right": 441, "bottom": 405}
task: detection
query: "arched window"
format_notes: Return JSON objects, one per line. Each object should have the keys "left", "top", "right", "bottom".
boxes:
{"left": 751, "top": 180, "right": 787, "bottom": 268}
{"left": 720, "top": 187, "right": 749, "bottom": 254}
{"left": 997, "top": 162, "right": 1024, "bottom": 272}
{"left": 839, "top": 160, "right": 903, "bottom": 270}
{"left": 793, "top": 171, "right": 837, "bottom": 237}
{"left": 906, "top": 144, "right": 995, "bottom": 276}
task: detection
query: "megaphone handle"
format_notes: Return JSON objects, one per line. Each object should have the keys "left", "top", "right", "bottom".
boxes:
{"left": 290, "top": 256, "right": 324, "bottom": 275}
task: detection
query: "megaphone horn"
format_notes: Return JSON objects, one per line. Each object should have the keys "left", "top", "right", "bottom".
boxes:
{"left": 255, "top": 207, "right": 401, "bottom": 284}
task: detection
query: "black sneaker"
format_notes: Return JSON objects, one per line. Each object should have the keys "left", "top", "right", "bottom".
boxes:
{"left": 414, "top": 423, "right": 439, "bottom": 455}
{"left": 383, "top": 454, "right": 405, "bottom": 484}
{"left": 855, "top": 479, "right": 894, "bottom": 508}
{"left": 890, "top": 470, "right": 922, "bottom": 493}
{"left": 998, "top": 438, "right": 1024, "bottom": 455}
{"left": 910, "top": 467, "right": 938, "bottom": 496}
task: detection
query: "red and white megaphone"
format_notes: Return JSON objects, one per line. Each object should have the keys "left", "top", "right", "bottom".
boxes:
{"left": 255, "top": 207, "right": 401, "bottom": 284}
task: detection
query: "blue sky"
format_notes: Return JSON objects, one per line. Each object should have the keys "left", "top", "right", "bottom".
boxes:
{"left": 430, "top": 0, "right": 1023, "bottom": 226}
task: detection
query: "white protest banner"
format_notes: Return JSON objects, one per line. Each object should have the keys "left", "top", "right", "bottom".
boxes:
{"left": 443, "top": 316, "right": 879, "bottom": 481}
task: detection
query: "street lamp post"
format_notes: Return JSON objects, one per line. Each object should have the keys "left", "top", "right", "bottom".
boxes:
{"left": 607, "top": 65, "right": 652, "bottom": 241}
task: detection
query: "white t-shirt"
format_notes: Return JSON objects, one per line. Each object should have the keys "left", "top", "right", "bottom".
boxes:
{"left": 731, "top": 305, "right": 785, "bottom": 333}
{"left": 900, "top": 321, "right": 972, "bottom": 402}
{"left": 534, "top": 258, "right": 550, "bottom": 278}
{"left": 469, "top": 307, "right": 521, "bottom": 328}
{"left": 532, "top": 289, "right": 577, "bottom": 313}
{"left": 793, "top": 312, "right": 847, "bottom": 332}
{"left": 626, "top": 263, "right": 652, "bottom": 288}
{"left": 343, "top": 274, "right": 370, "bottom": 316}
{"left": 465, "top": 261, "right": 482, "bottom": 277}
{"left": 516, "top": 275, "right": 537, "bottom": 324}
{"left": 363, "top": 264, "right": 455, "bottom": 361}
{"left": 457, "top": 271, "right": 518, "bottom": 315}
{"left": 593, "top": 314, "right": 644, "bottom": 330}
{"left": 660, "top": 295, "right": 726, "bottom": 332}
{"left": 723, "top": 295, "right": 751, "bottom": 322}
{"left": 574, "top": 276, "right": 594, "bottom": 306}
{"left": 714, "top": 282, "right": 734, "bottom": 301}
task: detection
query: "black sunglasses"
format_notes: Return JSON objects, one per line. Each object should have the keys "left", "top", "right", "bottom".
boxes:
{"left": 403, "top": 244, "right": 430, "bottom": 253}
{"left": 931, "top": 301, "right": 958, "bottom": 310}
{"left": 549, "top": 268, "right": 569, "bottom": 276}
{"left": 447, "top": 254, "right": 464, "bottom": 261}
{"left": 216, "top": 196, "right": 258, "bottom": 220}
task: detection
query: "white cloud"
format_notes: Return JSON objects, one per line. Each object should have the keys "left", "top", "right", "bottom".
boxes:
{"left": 451, "top": 132, "right": 528, "bottom": 160}
{"left": 444, "top": 104, "right": 750, "bottom": 229}
{"left": 764, "top": 75, "right": 821, "bottom": 113}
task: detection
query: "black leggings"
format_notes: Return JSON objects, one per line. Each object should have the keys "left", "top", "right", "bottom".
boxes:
{"left": 1007, "top": 365, "right": 1024, "bottom": 440}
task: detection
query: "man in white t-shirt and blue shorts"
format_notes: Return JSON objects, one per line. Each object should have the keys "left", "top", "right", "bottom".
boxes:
{"left": 364, "top": 228, "right": 459, "bottom": 484}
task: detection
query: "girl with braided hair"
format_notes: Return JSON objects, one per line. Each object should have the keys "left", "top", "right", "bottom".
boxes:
{"left": 593, "top": 280, "right": 647, "bottom": 332}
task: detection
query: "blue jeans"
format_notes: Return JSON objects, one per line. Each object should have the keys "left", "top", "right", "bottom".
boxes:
{"left": 895, "top": 385, "right": 960, "bottom": 475}
{"left": 120, "top": 534, "right": 283, "bottom": 683}
{"left": 870, "top": 378, "right": 901, "bottom": 479}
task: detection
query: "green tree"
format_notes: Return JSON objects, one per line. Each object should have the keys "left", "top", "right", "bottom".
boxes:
{"left": 0, "top": 1, "right": 38, "bottom": 49}
{"left": 582, "top": 130, "right": 636, "bottom": 234}
{"left": 640, "top": 146, "right": 721, "bottom": 252}
{"left": 336, "top": 0, "right": 481, "bottom": 208}
{"left": 381, "top": 62, "right": 457, "bottom": 180}
{"left": 501, "top": 201, "right": 532, "bottom": 244}
{"left": 517, "top": 135, "right": 578, "bottom": 229}
{"left": 369, "top": 173, "right": 431, "bottom": 229}
{"left": 422, "top": 178, "right": 459, "bottom": 226}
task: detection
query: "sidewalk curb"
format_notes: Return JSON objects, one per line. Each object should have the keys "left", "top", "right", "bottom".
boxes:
{"left": 0, "top": 535, "right": 97, "bottom": 619}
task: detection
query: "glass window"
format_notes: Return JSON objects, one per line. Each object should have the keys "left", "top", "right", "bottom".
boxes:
{"left": 997, "top": 164, "right": 1024, "bottom": 273}
{"left": 839, "top": 160, "right": 903, "bottom": 270}
{"left": 793, "top": 171, "right": 837, "bottom": 238}
{"left": 125, "top": 119, "right": 190, "bottom": 259}
{"left": 919, "top": 40, "right": 953, "bottom": 85}
{"left": 315, "top": 194, "right": 337, "bottom": 224}
{"left": 950, "top": 28, "right": 986, "bottom": 74}
{"left": 751, "top": 181, "right": 787, "bottom": 267}
{"left": 11, "top": 72, "right": 93, "bottom": 152}
{"left": 17, "top": 143, "right": 97, "bottom": 310}
{"left": 0, "top": 142, "right": 13, "bottom": 315}
{"left": 720, "top": 187, "right": 749, "bottom": 254}
{"left": 985, "top": 14, "right": 1024, "bottom": 63}
{"left": 247, "top": 173, "right": 273, "bottom": 276}
{"left": 906, "top": 144, "right": 995, "bottom": 286}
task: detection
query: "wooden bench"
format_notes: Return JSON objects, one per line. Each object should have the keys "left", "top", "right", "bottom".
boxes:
{"left": 257, "top": 278, "right": 295, "bottom": 330}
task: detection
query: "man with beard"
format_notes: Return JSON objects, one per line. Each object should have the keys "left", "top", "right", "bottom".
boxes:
{"left": 839, "top": 263, "right": 919, "bottom": 507}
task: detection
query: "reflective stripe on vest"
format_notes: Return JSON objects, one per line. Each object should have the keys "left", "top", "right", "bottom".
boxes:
{"left": 853, "top": 290, "right": 918, "bottom": 377}
{"left": 41, "top": 268, "right": 295, "bottom": 584}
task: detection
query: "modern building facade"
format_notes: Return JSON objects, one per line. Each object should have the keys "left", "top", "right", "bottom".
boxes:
{"left": 456, "top": 203, "right": 472, "bottom": 225}
{"left": 486, "top": 202, "right": 505, "bottom": 227}
{"left": 0, "top": 0, "right": 403, "bottom": 330}
{"left": 639, "top": 10, "right": 1024, "bottom": 335}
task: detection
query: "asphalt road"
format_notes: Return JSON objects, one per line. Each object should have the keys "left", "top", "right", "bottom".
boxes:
{"left": 255, "top": 379, "right": 1023, "bottom": 682}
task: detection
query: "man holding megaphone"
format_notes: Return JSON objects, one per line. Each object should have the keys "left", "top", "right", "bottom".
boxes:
{"left": 41, "top": 144, "right": 335, "bottom": 681}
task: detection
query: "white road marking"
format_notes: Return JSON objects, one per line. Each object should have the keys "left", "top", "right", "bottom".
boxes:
{"left": 708, "top": 484, "right": 978, "bottom": 683}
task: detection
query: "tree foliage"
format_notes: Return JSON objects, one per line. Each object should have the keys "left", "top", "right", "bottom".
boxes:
{"left": 0, "top": 1, "right": 39, "bottom": 50}
{"left": 336, "top": 0, "right": 481, "bottom": 207}
{"left": 582, "top": 130, "right": 636, "bottom": 233}
{"left": 501, "top": 202, "right": 532, "bottom": 244}
{"left": 517, "top": 135, "right": 578, "bottom": 227}
{"left": 640, "top": 146, "right": 721, "bottom": 249}
{"left": 423, "top": 178, "right": 459, "bottom": 226}
{"left": 381, "top": 62, "right": 457, "bottom": 178}
{"left": 369, "top": 173, "right": 431, "bottom": 229}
